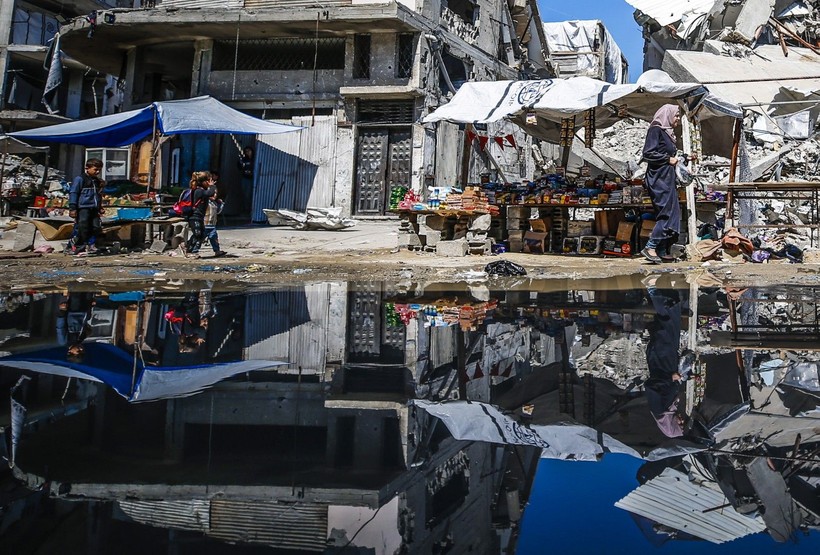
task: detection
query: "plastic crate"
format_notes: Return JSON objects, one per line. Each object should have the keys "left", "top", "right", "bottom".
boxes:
{"left": 117, "top": 207, "right": 152, "bottom": 220}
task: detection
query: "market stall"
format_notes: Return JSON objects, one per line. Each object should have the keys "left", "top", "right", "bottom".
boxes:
{"left": 400, "top": 71, "right": 739, "bottom": 258}
{"left": 7, "top": 96, "right": 301, "bottom": 248}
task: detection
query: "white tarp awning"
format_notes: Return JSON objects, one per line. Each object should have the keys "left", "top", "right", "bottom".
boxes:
{"left": 422, "top": 71, "right": 726, "bottom": 143}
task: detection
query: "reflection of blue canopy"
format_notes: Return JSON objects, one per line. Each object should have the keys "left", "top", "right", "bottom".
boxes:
{"left": 0, "top": 343, "right": 288, "bottom": 402}
{"left": 10, "top": 96, "right": 301, "bottom": 147}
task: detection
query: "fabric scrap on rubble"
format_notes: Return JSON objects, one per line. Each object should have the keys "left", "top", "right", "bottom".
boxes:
{"left": 693, "top": 239, "right": 722, "bottom": 262}
{"left": 751, "top": 250, "right": 770, "bottom": 263}
{"left": 721, "top": 228, "right": 754, "bottom": 256}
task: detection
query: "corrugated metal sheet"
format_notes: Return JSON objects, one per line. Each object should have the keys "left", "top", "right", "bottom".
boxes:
{"left": 615, "top": 468, "right": 766, "bottom": 544}
{"left": 161, "top": 0, "right": 244, "bottom": 8}
{"left": 244, "top": 287, "right": 329, "bottom": 372}
{"left": 290, "top": 283, "right": 330, "bottom": 371}
{"left": 254, "top": 116, "right": 337, "bottom": 222}
{"left": 117, "top": 499, "right": 210, "bottom": 532}
{"left": 294, "top": 116, "right": 337, "bottom": 208}
{"left": 209, "top": 500, "right": 327, "bottom": 551}
{"left": 625, "top": 0, "right": 718, "bottom": 26}
{"left": 245, "top": 287, "right": 310, "bottom": 358}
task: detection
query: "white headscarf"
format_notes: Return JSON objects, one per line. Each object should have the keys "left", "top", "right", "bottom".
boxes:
{"left": 650, "top": 104, "right": 680, "bottom": 142}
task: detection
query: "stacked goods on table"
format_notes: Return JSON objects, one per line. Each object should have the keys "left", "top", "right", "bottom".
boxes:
{"left": 481, "top": 174, "right": 650, "bottom": 206}
{"left": 389, "top": 300, "right": 498, "bottom": 331}
{"left": 395, "top": 187, "right": 499, "bottom": 215}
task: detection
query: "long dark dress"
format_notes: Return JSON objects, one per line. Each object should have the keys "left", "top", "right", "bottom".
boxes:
{"left": 642, "top": 126, "right": 681, "bottom": 244}
{"left": 644, "top": 287, "right": 683, "bottom": 436}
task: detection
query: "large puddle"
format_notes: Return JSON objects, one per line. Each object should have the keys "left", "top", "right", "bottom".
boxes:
{"left": 0, "top": 276, "right": 818, "bottom": 553}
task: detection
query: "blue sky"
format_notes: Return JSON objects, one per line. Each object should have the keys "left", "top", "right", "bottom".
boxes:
{"left": 538, "top": 0, "right": 645, "bottom": 81}
{"left": 517, "top": 454, "right": 820, "bottom": 554}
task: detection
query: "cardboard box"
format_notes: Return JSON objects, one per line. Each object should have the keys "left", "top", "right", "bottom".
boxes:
{"left": 524, "top": 231, "right": 549, "bottom": 253}
{"left": 567, "top": 220, "right": 593, "bottom": 237}
{"left": 594, "top": 209, "right": 624, "bottom": 236}
{"left": 602, "top": 238, "right": 634, "bottom": 257}
{"left": 529, "top": 218, "right": 552, "bottom": 232}
{"left": 640, "top": 219, "right": 655, "bottom": 239}
{"left": 615, "top": 221, "right": 637, "bottom": 242}
{"left": 578, "top": 235, "right": 604, "bottom": 255}
{"left": 562, "top": 237, "right": 579, "bottom": 254}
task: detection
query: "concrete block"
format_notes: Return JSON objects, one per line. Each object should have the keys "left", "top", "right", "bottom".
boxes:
{"left": 149, "top": 239, "right": 169, "bottom": 253}
{"left": 437, "top": 239, "right": 468, "bottom": 257}
{"left": 466, "top": 231, "right": 488, "bottom": 242}
{"left": 13, "top": 222, "right": 36, "bottom": 252}
{"left": 468, "top": 214, "right": 491, "bottom": 231}
{"left": 417, "top": 214, "right": 447, "bottom": 230}
{"left": 397, "top": 233, "right": 422, "bottom": 249}
{"left": 424, "top": 232, "right": 443, "bottom": 247}
{"left": 507, "top": 206, "right": 531, "bottom": 219}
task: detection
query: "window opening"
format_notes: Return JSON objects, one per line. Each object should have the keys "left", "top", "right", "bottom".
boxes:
{"left": 357, "top": 100, "right": 415, "bottom": 125}
{"left": 85, "top": 148, "right": 130, "bottom": 182}
{"left": 353, "top": 34, "right": 372, "bottom": 79}
{"left": 212, "top": 38, "right": 345, "bottom": 71}
{"left": 396, "top": 33, "right": 416, "bottom": 78}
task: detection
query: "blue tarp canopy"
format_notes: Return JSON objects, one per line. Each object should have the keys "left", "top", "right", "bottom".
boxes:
{"left": 10, "top": 96, "right": 301, "bottom": 147}
{"left": 0, "top": 342, "right": 288, "bottom": 402}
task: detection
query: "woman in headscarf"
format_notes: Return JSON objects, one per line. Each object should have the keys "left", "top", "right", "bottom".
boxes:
{"left": 641, "top": 104, "right": 682, "bottom": 263}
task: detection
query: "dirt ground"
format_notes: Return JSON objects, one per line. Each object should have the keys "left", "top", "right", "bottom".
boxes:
{"left": 0, "top": 219, "right": 817, "bottom": 289}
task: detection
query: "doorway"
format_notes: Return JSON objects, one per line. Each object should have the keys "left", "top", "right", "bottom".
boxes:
{"left": 354, "top": 127, "right": 412, "bottom": 215}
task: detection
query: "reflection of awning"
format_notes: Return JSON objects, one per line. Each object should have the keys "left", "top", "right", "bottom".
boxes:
{"left": 0, "top": 342, "right": 288, "bottom": 402}
{"left": 10, "top": 96, "right": 301, "bottom": 147}
{"left": 422, "top": 70, "right": 726, "bottom": 143}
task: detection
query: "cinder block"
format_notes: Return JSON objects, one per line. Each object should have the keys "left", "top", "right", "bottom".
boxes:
{"left": 507, "top": 206, "right": 530, "bottom": 219}
{"left": 13, "top": 222, "right": 36, "bottom": 252}
{"left": 417, "top": 214, "right": 446, "bottom": 230}
{"left": 424, "top": 232, "right": 443, "bottom": 246}
{"left": 466, "top": 231, "right": 488, "bottom": 242}
{"left": 437, "top": 239, "right": 468, "bottom": 257}
{"left": 397, "top": 233, "right": 422, "bottom": 249}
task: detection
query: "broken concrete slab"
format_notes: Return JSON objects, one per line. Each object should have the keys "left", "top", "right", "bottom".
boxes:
{"left": 13, "top": 221, "right": 36, "bottom": 252}
{"left": 468, "top": 214, "right": 492, "bottom": 231}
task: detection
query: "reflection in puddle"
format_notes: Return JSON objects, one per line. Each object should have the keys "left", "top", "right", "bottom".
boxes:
{"left": 0, "top": 276, "right": 817, "bottom": 552}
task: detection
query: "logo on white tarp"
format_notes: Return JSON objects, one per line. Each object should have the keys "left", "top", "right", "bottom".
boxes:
{"left": 516, "top": 81, "right": 554, "bottom": 106}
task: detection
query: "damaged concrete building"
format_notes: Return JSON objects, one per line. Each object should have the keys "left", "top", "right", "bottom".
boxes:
{"left": 0, "top": 0, "right": 128, "bottom": 178}
{"left": 39, "top": 0, "right": 552, "bottom": 221}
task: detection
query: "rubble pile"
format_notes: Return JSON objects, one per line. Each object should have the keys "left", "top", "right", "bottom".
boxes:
{"left": 0, "top": 154, "right": 64, "bottom": 210}
{"left": 593, "top": 118, "right": 649, "bottom": 165}
{"left": 576, "top": 334, "right": 648, "bottom": 387}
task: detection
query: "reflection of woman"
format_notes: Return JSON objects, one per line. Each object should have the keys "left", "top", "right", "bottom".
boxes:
{"left": 163, "top": 292, "right": 210, "bottom": 353}
{"left": 644, "top": 282, "right": 685, "bottom": 437}
{"left": 641, "top": 104, "right": 682, "bottom": 264}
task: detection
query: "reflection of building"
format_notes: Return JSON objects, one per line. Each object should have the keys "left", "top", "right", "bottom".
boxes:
{"left": 0, "top": 282, "right": 539, "bottom": 553}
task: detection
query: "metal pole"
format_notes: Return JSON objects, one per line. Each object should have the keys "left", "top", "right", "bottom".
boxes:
{"left": 147, "top": 108, "right": 157, "bottom": 195}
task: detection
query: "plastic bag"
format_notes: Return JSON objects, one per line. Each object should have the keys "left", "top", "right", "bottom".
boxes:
{"left": 675, "top": 161, "right": 693, "bottom": 185}
{"left": 485, "top": 260, "right": 527, "bottom": 276}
